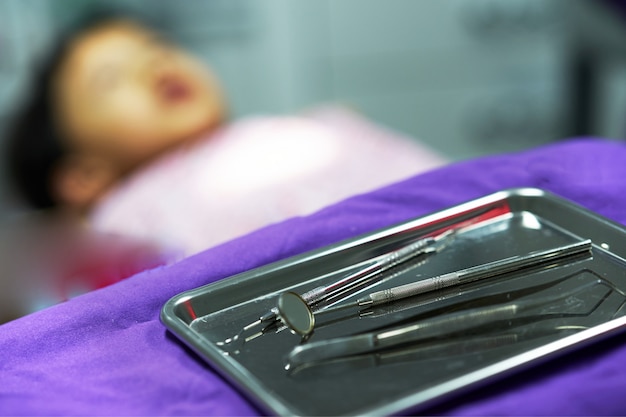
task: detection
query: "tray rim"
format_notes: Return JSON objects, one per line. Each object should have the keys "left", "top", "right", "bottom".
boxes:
{"left": 161, "top": 187, "right": 626, "bottom": 415}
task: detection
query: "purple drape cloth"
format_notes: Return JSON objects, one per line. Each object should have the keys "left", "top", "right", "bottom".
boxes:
{"left": 2, "top": 138, "right": 626, "bottom": 416}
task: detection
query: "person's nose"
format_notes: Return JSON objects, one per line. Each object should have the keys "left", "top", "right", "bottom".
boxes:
{"left": 134, "top": 47, "right": 173, "bottom": 83}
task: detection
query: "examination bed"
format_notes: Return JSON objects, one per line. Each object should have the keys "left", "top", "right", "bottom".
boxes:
{"left": 1, "top": 138, "right": 626, "bottom": 415}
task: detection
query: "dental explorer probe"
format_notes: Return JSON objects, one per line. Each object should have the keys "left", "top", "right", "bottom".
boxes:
{"left": 355, "top": 239, "right": 592, "bottom": 309}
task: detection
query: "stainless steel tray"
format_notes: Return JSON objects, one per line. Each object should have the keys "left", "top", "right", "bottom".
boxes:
{"left": 161, "top": 188, "right": 626, "bottom": 416}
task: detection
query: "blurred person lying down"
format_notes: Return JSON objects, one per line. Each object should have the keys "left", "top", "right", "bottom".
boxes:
{"left": 7, "top": 14, "right": 447, "bottom": 255}
{"left": 3, "top": 12, "right": 446, "bottom": 304}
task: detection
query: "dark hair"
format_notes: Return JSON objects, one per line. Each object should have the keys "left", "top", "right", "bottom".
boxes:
{"left": 4, "top": 8, "right": 160, "bottom": 209}
{"left": 4, "top": 36, "right": 70, "bottom": 209}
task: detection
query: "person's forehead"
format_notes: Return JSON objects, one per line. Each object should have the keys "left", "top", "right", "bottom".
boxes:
{"left": 63, "top": 20, "right": 155, "bottom": 74}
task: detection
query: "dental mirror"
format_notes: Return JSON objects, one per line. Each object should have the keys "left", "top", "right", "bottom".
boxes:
{"left": 277, "top": 291, "right": 315, "bottom": 335}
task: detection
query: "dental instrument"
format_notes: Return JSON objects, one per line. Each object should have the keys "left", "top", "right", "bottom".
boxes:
{"left": 279, "top": 239, "right": 592, "bottom": 336}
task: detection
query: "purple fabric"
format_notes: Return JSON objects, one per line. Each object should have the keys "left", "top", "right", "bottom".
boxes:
{"left": 2, "top": 138, "right": 626, "bottom": 416}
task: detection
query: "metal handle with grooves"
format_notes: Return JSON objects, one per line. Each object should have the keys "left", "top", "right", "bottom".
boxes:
{"left": 361, "top": 239, "right": 592, "bottom": 307}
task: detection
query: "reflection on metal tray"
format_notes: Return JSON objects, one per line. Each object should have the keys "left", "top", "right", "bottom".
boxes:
{"left": 161, "top": 188, "right": 626, "bottom": 416}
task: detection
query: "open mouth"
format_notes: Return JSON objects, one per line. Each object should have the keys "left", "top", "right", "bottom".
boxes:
{"left": 156, "top": 74, "right": 193, "bottom": 103}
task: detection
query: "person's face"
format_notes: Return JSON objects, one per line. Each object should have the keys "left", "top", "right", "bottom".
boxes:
{"left": 53, "top": 19, "right": 226, "bottom": 172}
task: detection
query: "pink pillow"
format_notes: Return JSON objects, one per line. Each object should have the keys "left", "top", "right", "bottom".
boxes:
{"left": 90, "top": 107, "right": 447, "bottom": 256}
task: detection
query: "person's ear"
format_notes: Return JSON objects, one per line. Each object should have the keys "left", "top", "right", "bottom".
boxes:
{"left": 52, "top": 155, "right": 117, "bottom": 212}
